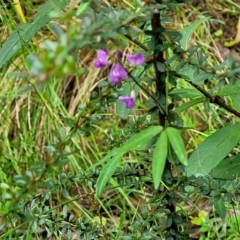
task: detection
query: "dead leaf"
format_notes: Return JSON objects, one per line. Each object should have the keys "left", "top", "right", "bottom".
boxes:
{"left": 235, "top": 15, "right": 240, "bottom": 43}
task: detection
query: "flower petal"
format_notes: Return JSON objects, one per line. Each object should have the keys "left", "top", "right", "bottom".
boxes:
{"left": 117, "top": 50, "right": 123, "bottom": 59}
{"left": 118, "top": 96, "right": 135, "bottom": 108}
{"left": 93, "top": 50, "right": 108, "bottom": 68}
{"left": 127, "top": 52, "right": 145, "bottom": 66}
{"left": 97, "top": 50, "right": 108, "bottom": 61}
{"left": 94, "top": 60, "right": 104, "bottom": 68}
{"left": 110, "top": 64, "right": 128, "bottom": 83}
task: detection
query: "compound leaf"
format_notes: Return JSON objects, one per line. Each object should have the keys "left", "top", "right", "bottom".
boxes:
{"left": 100, "top": 126, "right": 163, "bottom": 164}
{"left": 95, "top": 126, "right": 163, "bottom": 196}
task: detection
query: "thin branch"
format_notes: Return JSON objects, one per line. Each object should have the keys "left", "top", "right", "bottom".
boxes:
{"left": 124, "top": 34, "right": 148, "bottom": 51}
{"left": 127, "top": 69, "right": 166, "bottom": 114}
{"left": 188, "top": 80, "right": 240, "bottom": 118}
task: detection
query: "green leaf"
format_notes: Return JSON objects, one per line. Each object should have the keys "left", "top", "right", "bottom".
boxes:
{"left": 96, "top": 156, "right": 120, "bottom": 197}
{"left": 119, "top": 212, "right": 126, "bottom": 230}
{"left": 76, "top": 2, "right": 90, "bottom": 16}
{"left": 214, "top": 197, "right": 226, "bottom": 220}
{"left": 214, "top": 29, "right": 223, "bottom": 37}
{"left": 100, "top": 126, "right": 163, "bottom": 163}
{"left": 94, "top": 126, "right": 163, "bottom": 196}
{"left": 227, "top": 67, "right": 240, "bottom": 77}
{"left": 168, "top": 111, "right": 183, "bottom": 128}
{"left": 185, "top": 124, "right": 240, "bottom": 177}
{"left": 180, "top": 18, "right": 208, "bottom": 50}
{"left": 218, "top": 84, "right": 240, "bottom": 96}
{"left": 181, "top": 69, "right": 213, "bottom": 85}
{"left": 14, "top": 85, "right": 34, "bottom": 97}
{"left": 175, "top": 97, "right": 206, "bottom": 113}
{"left": 91, "top": 126, "right": 163, "bottom": 170}
{"left": 211, "top": 154, "right": 240, "bottom": 180}
{"left": 169, "top": 88, "right": 203, "bottom": 99}
{"left": 152, "top": 130, "right": 168, "bottom": 190}
{"left": 231, "top": 94, "right": 240, "bottom": 111}
{"left": 224, "top": 40, "right": 236, "bottom": 47}
{"left": 166, "top": 127, "right": 187, "bottom": 166}
{"left": 0, "top": 0, "right": 70, "bottom": 69}
{"left": 156, "top": 62, "right": 166, "bottom": 72}
{"left": 0, "top": 201, "right": 11, "bottom": 215}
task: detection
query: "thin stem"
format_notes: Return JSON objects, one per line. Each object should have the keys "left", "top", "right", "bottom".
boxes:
{"left": 188, "top": 80, "right": 240, "bottom": 118}
{"left": 124, "top": 34, "right": 148, "bottom": 51}
{"left": 127, "top": 69, "right": 166, "bottom": 114}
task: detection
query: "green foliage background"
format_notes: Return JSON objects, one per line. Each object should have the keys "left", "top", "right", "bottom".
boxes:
{"left": 0, "top": 0, "right": 240, "bottom": 239}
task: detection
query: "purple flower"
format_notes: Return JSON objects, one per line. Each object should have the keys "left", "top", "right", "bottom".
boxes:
{"left": 117, "top": 50, "right": 123, "bottom": 59}
{"left": 127, "top": 52, "right": 145, "bottom": 66}
{"left": 93, "top": 50, "right": 108, "bottom": 68}
{"left": 109, "top": 64, "right": 128, "bottom": 84}
{"left": 118, "top": 91, "right": 135, "bottom": 109}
